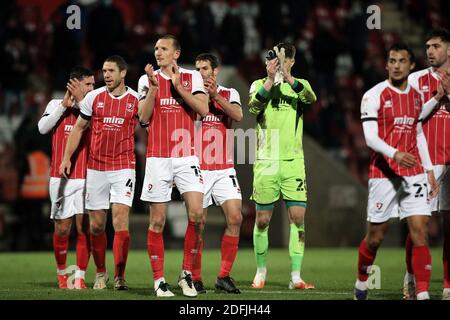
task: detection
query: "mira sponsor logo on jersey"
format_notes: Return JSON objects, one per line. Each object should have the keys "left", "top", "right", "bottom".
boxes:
{"left": 160, "top": 97, "right": 183, "bottom": 112}
{"left": 64, "top": 124, "right": 74, "bottom": 134}
{"left": 203, "top": 114, "right": 224, "bottom": 122}
{"left": 433, "top": 103, "right": 450, "bottom": 118}
{"left": 393, "top": 116, "right": 415, "bottom": 130}
{"left": 103, "top": 116, "right": 125, "bottom": 130}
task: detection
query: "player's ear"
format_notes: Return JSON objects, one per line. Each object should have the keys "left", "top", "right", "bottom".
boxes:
{"left": 174, "top": 49, "right": 181, "bottom": 60}
{"left": 121, "top": 69, "right": 127, "bottom": 79}
{"left": 410, "top": 62, "right": 416, "bottom": 71}
{"left": 213, "top": 67, "right": 219, "bottom": 78}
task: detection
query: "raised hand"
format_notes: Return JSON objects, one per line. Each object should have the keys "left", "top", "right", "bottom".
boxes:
{"left": 266, "top": 58, "right": 278, "bottom": 81}
{"left": 61, "top": 90, "right": 75, "bottom": 108}
{"left": 204, "top": 77, "right": 218, "bottom": 98}
{"left": 145, "top": 64, "right": 158, "bottom": 89}
{"left": 67, "top": 79, "right": 84, "bottom": 103}
{"left": 393, "top": 151, "right": 417, "bottom": 168}
{"left": 169, "top": 62, "right": 181, "bottom": 89}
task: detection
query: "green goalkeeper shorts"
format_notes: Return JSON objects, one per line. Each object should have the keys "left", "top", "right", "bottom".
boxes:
{"left": 251, "top": 158, "right": 307, "bottom": 205}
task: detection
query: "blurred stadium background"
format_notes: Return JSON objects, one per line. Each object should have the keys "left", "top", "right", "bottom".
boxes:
{"left": 0, "top": 0, "right": 448, "bottom": 253}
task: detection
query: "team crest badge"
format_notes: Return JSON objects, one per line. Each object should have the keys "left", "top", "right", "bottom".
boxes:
{"left": 126, "top": 103, "right": 134, "bottom": 112}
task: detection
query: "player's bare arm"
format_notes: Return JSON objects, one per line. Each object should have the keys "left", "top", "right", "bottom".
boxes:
{"left": 206, "top": 78, "right": 242, "bottom": 122}
{"left": 170, "top": 62, "right": 209, "bottom": 117}
{"left": 59, "top": 116, "right": 90, "bottom": 178}
{"left": 138, "top": 64, "right": 158, "bottom": 124}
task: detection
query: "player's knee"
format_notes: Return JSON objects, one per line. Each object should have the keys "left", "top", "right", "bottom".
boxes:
{"left": 55, "top": 224, "right": 71, "bottom": 237}
{"left": 149, "top": 216, "right": 166, "bottom": 232}
{"left": 255, "top": 218, "right": 270, "bottom": 230}
{"left": 228, "top": 212, "right": 243, "bottom": 228}
{"left": 90, "top": 222, "right": 105, "bottom": 235}
{"left": 409, "top": 229, "right": 428, "bottom": 246}
{"left": 366, "top": 236, "right": 383, "bottom": 251}
{"left": 188, "top": 207, "right": 204, "bottom": 223}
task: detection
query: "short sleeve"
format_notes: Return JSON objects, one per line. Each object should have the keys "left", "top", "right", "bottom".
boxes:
{"left": 79, "top": 90, "right": 95, "bottom": 117}
{"left": 360, "top": 90, "right": 379, "bottom": 120}
{"left": 138, "top": 74, "right": 149, "bottom": 100}
{"left": 229, "top": 88, "right": 241, "bottom": 106}
{"left": 191, "top": 70, "right": 206, "bottom": 95}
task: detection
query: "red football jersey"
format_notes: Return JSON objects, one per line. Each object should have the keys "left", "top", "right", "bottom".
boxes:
{"left": 361, "top": 80, "right": 424, "bottom": 178}
{"left": 200, "top": 85, "right": 241, "bottom": 171}
{"left": 409, "top": 67, "right": 450, "bottom": 165}
{"left": 41, "top": 99, "right": 89, "bottom": 179}
{"left": 138, "top": 67, "right": 206, "bottom": 158}
{"left": 80, "top": 86, "right": 139, "bottom": 171}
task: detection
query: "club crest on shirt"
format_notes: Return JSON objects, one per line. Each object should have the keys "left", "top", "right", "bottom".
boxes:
{"left": 126, "top": 103, "right": 134, "bottom": 112}
{"left": 182, "top": 80, "right": 191, "bottom": 91}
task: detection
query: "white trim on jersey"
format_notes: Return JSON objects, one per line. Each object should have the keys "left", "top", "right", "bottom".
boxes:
{"left": 80, "top": 86, "right": 139, "bottom": 117}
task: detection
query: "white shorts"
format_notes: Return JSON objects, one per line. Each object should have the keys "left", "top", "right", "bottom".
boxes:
{"left": 202, "top": 168, "right": 242, "bottom": 208}
{"left": 430, "top": 164, "right": 450, "bottom": 212}
{"left": 49, "top": 177, "right": 86, "bottom": 220}
{"left": 141, "top": 156, "right": 204, "bottom": 203}
{"left": 368, "top": 174, "right": 431, "bottom": 223}
{"left": 85, "top": 168, "right": 135, "bottom": 210}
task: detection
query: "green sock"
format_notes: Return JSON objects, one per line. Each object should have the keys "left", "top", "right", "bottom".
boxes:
{"left": 289, "top": 223, "right": 305, "bottom": 273}
{"left": 253, "top": 224, "right": 269, "bottom": 268}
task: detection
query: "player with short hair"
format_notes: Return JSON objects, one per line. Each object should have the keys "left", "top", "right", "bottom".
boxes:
{"left": 60, "top": 55, "right": 153, "bottom": 291}
{"left": 38, "top": 66, "right": 94, "bottom": 289}
{"left": 403, "top": 28, "right": 450, "bottom": 300}
{"left": 191, "top": 53, "right": 243, "bottom": 294}
{"left": 354, "top": 43, "right": 440, "bottom": 300}
{"left": 248, "top": 42, "right": 317, "bottom": 290}
{"left": 138, "top": 35, "right": 209, "bottom": 297}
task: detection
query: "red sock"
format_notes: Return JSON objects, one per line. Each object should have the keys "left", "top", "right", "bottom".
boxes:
{"left": 76, "top": 233, "right": 90, "bottom": 271}
{"left": 412, "top": 245, "right": 432, "bottom": 294}
{"left": 113, "top": 230, "right": 130, "bottom": 279}
{"left": 443, "top": 230, "right": 450, "bottom": 288}
{"left": 147, "top": 229, "right": 164, "bottom": 280}
{"left": 218, "top": 234, "right": 239, "bottom": 278}
{"left": 357, "top": 239, "right": 377, "bottom": 281}
{"left": 182, "top": 221, "right": 202, "bottom": 272}
{"left": 405, "top": 233, "right": 413, "bottom": 274}
{"left": 192, "top": 237, "right": 204, "bottom": 281}
{"left": 53, "top": 233, "right": 69, "bottom": 271}
{"left": 90, "top": 232, "right": 107, "bottom": 273}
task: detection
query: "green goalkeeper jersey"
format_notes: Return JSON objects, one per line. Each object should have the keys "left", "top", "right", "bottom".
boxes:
{"left": 248, "top": 78, "right": 316, "bottom": 160}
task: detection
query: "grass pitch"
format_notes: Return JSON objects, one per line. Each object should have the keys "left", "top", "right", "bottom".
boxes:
{"left": 0, "top": 248, "right": 445, "bottom": 300}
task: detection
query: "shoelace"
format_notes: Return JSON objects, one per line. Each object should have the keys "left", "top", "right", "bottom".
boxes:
{"left": 159, "top": 282, "right": 170, "bottom": 292}
{"left": 184, "top": 273, "right": 194, "bottom": 288}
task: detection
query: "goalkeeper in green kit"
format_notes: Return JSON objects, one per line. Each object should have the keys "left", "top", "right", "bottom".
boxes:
{"left": 248, "top": 43, "right": 317, "bottom": 290}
